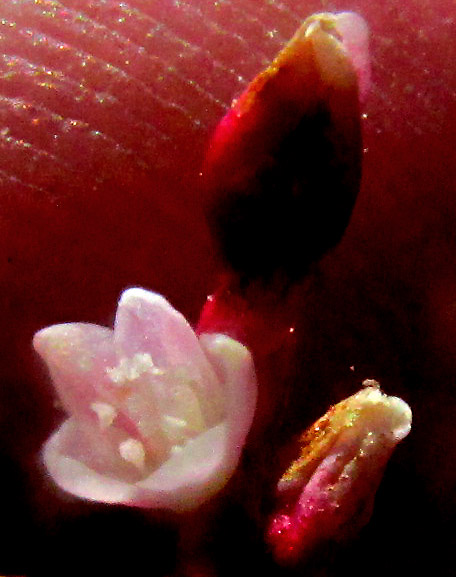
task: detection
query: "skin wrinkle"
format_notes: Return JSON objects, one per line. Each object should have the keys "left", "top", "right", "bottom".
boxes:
{"left": 0, "top": 29, "right": 177, "bottom": 156}
{"left": 0, "top": 7, "right": 203, "bottom": 129}
{"left": 0, "top": 97, "right": 160, "bottom": 204}
{"left": 0, "top": 64, "right": 162, "bottom": 191}
{"left": 0, "top": 2, "right": 320, "bottom": 189}
{"left": 125, "top": 0, "right": 274, "bottom": 64}
{"left": 0, "top": 0, "right": 278, "bottom": 196}
{"left": 0, "top": 122, "right": 73, "bottom": 175}
{"left": 55, "top": 0, "right": 253, "bottom": 94}
{"left": 50, "top": 0, "right": 229, "bottom": 111}
{"left": 29, "top": 0, "right": 258, "bottom": 103}
{"left": 0, "top": 1, "right": 285, "bottom": 188}
{"left": 0, "top": 25, "right": 184, "bottom": 137}
{"left": 0, "top": 94, "right": 155, "bottom": 167}
{"left": 0, "top": 166, "right": 48, "bottom": 194}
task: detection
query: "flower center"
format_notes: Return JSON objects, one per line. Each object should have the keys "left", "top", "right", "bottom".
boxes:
{"left": 99, "top": 352, "right": 225, "bottom": 473}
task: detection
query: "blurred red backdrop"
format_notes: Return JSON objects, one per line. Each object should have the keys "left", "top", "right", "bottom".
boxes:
{"left": 0, "top": 1, "right": 454, "bottom": 575}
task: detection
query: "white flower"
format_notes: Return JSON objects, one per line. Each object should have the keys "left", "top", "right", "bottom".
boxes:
{"left": 33, "top": 288, "right": 257, "bottom": 512}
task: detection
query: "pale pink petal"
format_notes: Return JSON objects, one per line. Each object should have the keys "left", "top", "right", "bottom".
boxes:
{"left": 113, "top": 288, "right": 225, "bottom": 427}
{"left": 33, "top": 323, "right": 117, "bottom": 418}
{"left": 134, "top": 335, "right": 257, "bottom": 511}
{"left": 329, "top": 12, "right": 371, "bottom": 101}
{"left": 43, "top": 419, "right": 139, "bottom": 504}
{"left": 199, "top": 334, "right": 257, "bottom": 471}
{"left": 114, "top": 288, "right": 210, "bottom": 370}
{"left": 45, "top": 422, "right": 228, "bottom": 511}
{"left": 135, "top": 424, "right": 227, "bottom": 511}
{"left": 44, "top": 421, "right": 233, "bottom": 511}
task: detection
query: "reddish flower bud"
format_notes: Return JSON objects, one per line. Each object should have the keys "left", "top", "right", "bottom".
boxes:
{"left": 202, "top": 12, "right": 370, "bottom": 282}
{"left": 267, "top": 381, "right": 412, "bottom": 564}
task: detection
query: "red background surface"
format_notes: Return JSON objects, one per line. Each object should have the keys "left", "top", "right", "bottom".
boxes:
{"left": 0, "top": 1, "right": 454, "bottom": 575}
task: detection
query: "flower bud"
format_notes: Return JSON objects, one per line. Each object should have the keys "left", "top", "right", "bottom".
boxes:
{"left": 203, "top": 12, "right": 370, "bottom": 282}
{"left": 267, "top": 381, "right": 412, "bottom": 563}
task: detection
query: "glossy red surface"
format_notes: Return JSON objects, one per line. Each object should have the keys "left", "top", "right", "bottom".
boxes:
{"left": 0, "top": 1, "right": 454, "bottom": 575}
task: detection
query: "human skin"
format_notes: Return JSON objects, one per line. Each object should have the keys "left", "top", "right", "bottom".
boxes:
{"left": 0, "top": 1, "right": 454, "bottom": 575}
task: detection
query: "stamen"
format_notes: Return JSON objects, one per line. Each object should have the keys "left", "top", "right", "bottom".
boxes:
{"left": 119, "top": 438, "right": 146, "bottom": 471}
{"left": 161, "top": 415, "right": 189, "bottom": 445}
{"left": 106, "top": 353, "right": 164, "bottom": 384}
{"left": 90, "top": 402, "right": 117, "bottom": 429}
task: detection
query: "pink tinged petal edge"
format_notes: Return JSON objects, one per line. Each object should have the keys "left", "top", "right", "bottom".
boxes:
{"left": 114, "top": 288, "right": 225, "bottom": 427}
{"left": 199, "top": 334, "right": 258, "bottom": 472}
{"left": 42, "top": 419, "right": 227, "bottom": 509}
{"left": 43, "top": 418, "right": 139, "bottom": 505}
{"left": 33, "top": 323, "right": 117, "bottom": 418}
{"left": 332, "top": 12, "right": 371, "bottom": 102}
{"left": 114, "top": 288, "right": 212, "bottom": 373}
{"left": 136, "top": 335, "right": 257, "bottom": 511}
{"left": 303, "top": 12, "right": 370, "bottom": 102}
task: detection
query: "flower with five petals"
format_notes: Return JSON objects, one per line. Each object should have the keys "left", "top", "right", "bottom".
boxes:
{"left": 33, "top": 287, "right": 257, "bottom": 512}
